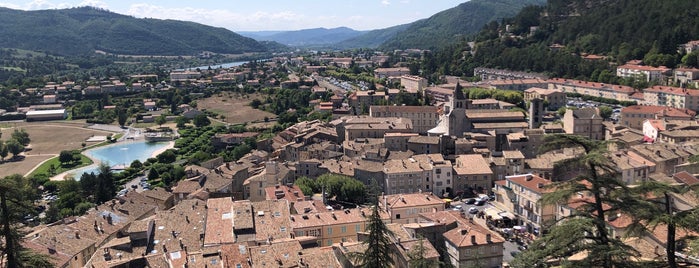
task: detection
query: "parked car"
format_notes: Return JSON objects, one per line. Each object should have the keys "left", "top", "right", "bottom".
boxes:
{"left": 465, "top": 198, "right": 476, "bottom": 204}
{"left": 511, "top": 251, "right": 520, "bottom": 257}
{"left": 475, "top": 200, "right": 486, "bottom": 206}
{"left": 468, "top": 207, "right": 479, "bottom": 214}
{"left": 131, "top": 184, "right": 138, "bottom": 189}
{"left": 454, "top": 205, "right": 463, "bottom": 211}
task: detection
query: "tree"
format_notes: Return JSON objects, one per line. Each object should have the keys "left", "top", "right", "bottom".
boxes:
{"left": 626, "top": 181, "right": 699, "bottom": 268}
{"left": 0, "top": 174, "right": 53, "bottom": 267}
{"left": 117, "top": 108, "right": 128, "bottom": 127}
{"left": 5, "top": 139, "right": 24, "bottom": 158}
{"left": 156, "top": 149, "right": 177, "bottom": 164}
{"left": 513, "top": 135, "right": 639, "bottom": 268}
{"left": 193, "top": 114, "right": 211, "bottom": 127}
{"left": 155, "top": 114, "right": 167, "bottom": 127}
{"left": 59, "top": 150, "right": 74, "bottom": 165}
{"left": 0, "top": 141, "right": 7, "bottom": 161}
{"left": 11, "top": 129, "right": 30, "bottom": 146}
{"left": 175, "top": 116, "right": 189, "bottom": 128}
{"left": 598, "top": 106, "right": 613, "bottom": 120}
{"left": 94, "top": 163, "right": 116, "bottom": 204}
{"left": 350, "top": 205, "right": 395, "bottom": 268}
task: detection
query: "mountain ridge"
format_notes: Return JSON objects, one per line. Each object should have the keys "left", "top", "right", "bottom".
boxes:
{"left": 0, "top": 6, "right": 268, "bottom": 56}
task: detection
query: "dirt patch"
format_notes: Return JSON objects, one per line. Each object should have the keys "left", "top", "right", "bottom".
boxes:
{"left": 197, "top": 93, "right": 276, "bottom": 124}
{"left": 0, "top": 155, "right": 52, "bottom": 177}
{"left": 0, "top": 123, "right": 116, "bottom": 155}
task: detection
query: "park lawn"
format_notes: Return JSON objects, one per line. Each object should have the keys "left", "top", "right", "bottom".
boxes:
{"left": 27, "top": 154, "right": 93, "bottom": 178}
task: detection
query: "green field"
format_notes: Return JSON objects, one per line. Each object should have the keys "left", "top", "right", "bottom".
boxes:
{"left": 28, "top": 154, "right": 93, "bottom": 178}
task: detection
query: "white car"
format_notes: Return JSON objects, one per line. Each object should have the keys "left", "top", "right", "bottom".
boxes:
{"left": 468, "top": 207, "right": 479, "bottom": 214}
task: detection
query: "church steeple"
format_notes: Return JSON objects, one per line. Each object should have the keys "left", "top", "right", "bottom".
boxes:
{"left": 454, "top": 82, "right": 465, "bottom": 100}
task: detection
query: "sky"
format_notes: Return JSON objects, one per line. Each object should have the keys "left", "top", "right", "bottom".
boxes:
{"left": 0, "top": 0, "right": 466, "bottom": 31}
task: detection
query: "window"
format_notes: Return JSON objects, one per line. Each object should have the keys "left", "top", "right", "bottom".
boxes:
{"left": 396, "top": 214, "right": 401, "bottom": 219}
{"left": 341, "top": 226, "right": 347, "bottom": 233}
{"left": 327, "top": 239, "right": 332, "bottom": 246}
{"left": 356, "top": 224, "right": 361, "bottom": 232}
{"left": 327, "top": 227, "right": 333, "bottom": 235}
{"left": 280, "top": 227, "right": 286, "bottom": 232}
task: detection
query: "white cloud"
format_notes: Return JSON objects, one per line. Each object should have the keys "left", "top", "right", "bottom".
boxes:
{"left": 0, "top": 2, "right": 22, "bottom": 9}
{"left": 381, "top": 0, "right": 391, "bottom": 6}
{"left": 0, "top": 0, "right": 100, "bottom": 10}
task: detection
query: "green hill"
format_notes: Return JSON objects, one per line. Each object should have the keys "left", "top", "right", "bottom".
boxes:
{"left": 421, "top": 0, "right": 699, "bottom": 82}
{"left": 334, "top": 24, "right": 411, "bottom": 49}
{"left": 243, "top": 27, "right": 366, "bottom": 47}
{"left": 0, "top": 6, "right": 267, "bottom": 56}
{"left": 378, "top": 0, "right": 546, "bottom": 50}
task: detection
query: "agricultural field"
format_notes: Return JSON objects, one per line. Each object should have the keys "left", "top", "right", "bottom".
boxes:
{"left": 197, "top": 93, "right": 276, "bottom": 124}
{"left": 0, "top": 122, "right": 115, "bottom": 177}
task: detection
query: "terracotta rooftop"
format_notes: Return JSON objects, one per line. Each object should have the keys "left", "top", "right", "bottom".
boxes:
{"left": 204, "top": 197, "right": 235, "bottom": 246}
{"left": 548, "top": 78, "right": 635, "bottom": 94}
{"left": 264, "top": 185, "right": 306, "bottom": 203}
{"left": 645, "top": 86, "right": 699, "bottom": 96}
{"left": 382, "top": 192, "right": 446, "bottom": 209}
{"left": 673, "top": 171, "right": 699, "bottom": 186}
{"left": 454, "top": 154, "right": 493, "bottom": 175}
{"left": 252, "top": 200, "right": 293, "bottom": 241}
{"left": 248, "top": 239, "right": 303, "bottom": 267}
{"left": 506, "top": 174, "right": 552, "bottom": 194}
{"left": 290, "top": 207, "right": 368, "bottom": 229}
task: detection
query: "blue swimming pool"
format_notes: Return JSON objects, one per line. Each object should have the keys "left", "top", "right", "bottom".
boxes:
{"left": 67, "top": 141, "right": 170, "bottom": 178}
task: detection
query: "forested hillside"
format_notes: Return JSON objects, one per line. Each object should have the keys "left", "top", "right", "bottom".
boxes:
{"left": 378, "top": 0, "right": 546, "bottom": 50}
{"left": 421, "top": 0, "right": 699, "bottom": 84}
{"left": 245, "top": 27, "right": 366, "bottom": 46}
{"left": 0, "top": 7, "right": 267, "bottom": 56}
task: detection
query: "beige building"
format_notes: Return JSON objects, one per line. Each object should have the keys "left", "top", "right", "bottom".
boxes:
{"left": 494, "top": 174, "right": 555, "bottom": 236}
{"left": 548, "top": 78, "right": 636, "bottom": 103}
{"left": 674, "top": 68, "right": 699, "bottom": 87}
{"left": 380, "top": 192, "right": 446, "bottom": 224}
{"left": 616, "top": 63, "right": 671, "bottom": 82}
{"left": 619, "top": 105, "right": 697, "bottom": 130}
{"left": 400, "top": 75, "right": 428, "bottom": 93}
{"left": 642, "top": 86, "right": 699, "bottom": 111}
{"left": 340, "top": 117, "right": 413, "bottom": 141}
{"left": 453, "top": 154, "right": 494, "bottom": 195}
{"left": 374, "top": 67, "right": 410, "bottom": 79}
{"left": 420, "top": 210, "right": 504, "bottom": 268}
{"left": 524, "top": 87, "right": 566, "bottom": 110}
{"left": 290, "top": 208, "right": 378, "bottom": 247}
{"left": 244, "top": 161, "right": 292, "bottom": 202}
{"left": 383, "top": 158, "right": 431, "bottom": 195}
{"left": 384, "top": 132, "right": 419, "bottom": 151}
{"left": 412, "top": 154, "right": 453, "bottom": 197}
{"left": 350, "top": 90, "right": 387, "bottom": 113}
{"left": 370, "top": 105, "right": 439, "bottom": 134}
{"left": 563, "top": 107, "right": 604, "bottom": 140}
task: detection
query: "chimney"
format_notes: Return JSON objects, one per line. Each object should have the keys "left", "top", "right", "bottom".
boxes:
{"left": 460, "top": 229, "right": 468, "bottom": 235}
{"left": 486, "top": 234, "right": 492, "bottom": 243}
{"left": 75, "top": 231, "right": 80, "bottom": 239}
{"left": 537, "top": 183, "right": 544, "bottom": 189}
{"left": 471, "top": 235, "right": 477, "bottom": 245}
{"left": 525, "top": 174, "right": 533, "bottom": 181}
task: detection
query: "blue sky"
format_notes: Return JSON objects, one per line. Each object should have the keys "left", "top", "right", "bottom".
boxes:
{"left": 0, "top": 0, "right": 465, "bottom": 31}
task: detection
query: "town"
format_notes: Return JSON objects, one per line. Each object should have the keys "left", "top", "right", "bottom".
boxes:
{"left": 1, "top": 1, "right": 699, "bottom": 268}
{"left": 0, "top": 44, "right": 697, "bottom": 267}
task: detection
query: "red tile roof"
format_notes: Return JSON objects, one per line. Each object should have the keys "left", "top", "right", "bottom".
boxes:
{"left": 644, "top": 86, "right": 699, "bottom": 96}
